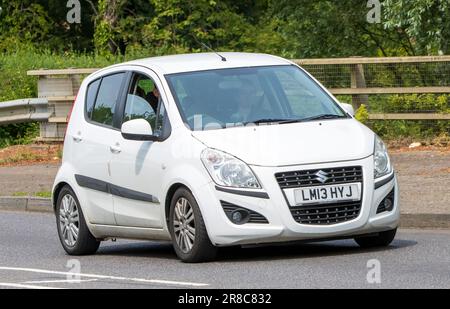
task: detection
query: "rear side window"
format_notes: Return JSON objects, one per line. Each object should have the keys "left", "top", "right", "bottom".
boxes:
{"left": 86, "top": 79, "right": 100, "bottom": 118}
{"left": 89, "top": 73, "right": 125, "bottom": 126}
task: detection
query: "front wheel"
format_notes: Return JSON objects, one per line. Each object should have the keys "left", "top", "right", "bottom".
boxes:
{"left": 169, "top": 188, "right": 217, "bottom": 262}
{"left": 354, "top": 228, "right": 397, "bottom": 248}
{"left": 56, "top": 185, "right": 100, "bottom": 255}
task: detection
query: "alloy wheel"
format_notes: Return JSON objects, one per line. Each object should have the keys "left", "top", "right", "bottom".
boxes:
{"left": 173, "top": 197, "right": 196, "bottom": 253}
{"left": 59, "top": 194, "right": 80, "bottom": 247}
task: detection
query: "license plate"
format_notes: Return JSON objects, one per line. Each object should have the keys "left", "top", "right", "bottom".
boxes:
{"left": 294, "top": 183, "right": 361, "bottom": 206}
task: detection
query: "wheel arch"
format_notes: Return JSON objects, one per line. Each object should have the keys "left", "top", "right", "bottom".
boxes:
{"left": 52, "top": 181, "right": 71, "bottom": 212}
{"left": 164, "top": 182, "right": 192, "bottom": 225}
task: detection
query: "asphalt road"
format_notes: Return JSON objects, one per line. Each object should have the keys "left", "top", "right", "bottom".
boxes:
{"left": 0, "top": 211, "right": 449, "bottom": 289}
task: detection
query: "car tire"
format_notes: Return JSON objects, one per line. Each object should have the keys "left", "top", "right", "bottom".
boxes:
{"left": 169, "top": 188, "right": 218, "bottom": 263}
{"left": 56, "top": 185, "right": 100, "bottom": 255}
{"left": 354, "top": 228, "right": 397, "bottom": 248}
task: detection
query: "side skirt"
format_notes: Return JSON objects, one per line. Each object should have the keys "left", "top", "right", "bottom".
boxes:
{"left": 89, "top": 223, "right": 171, "bottom": 241}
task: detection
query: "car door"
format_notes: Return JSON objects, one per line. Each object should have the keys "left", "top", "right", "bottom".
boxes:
{"left": 109, "top": 69, "right": 170, "bottom": 228}
{"left": 71, "top": 72, "right": 127, "bottom": 225}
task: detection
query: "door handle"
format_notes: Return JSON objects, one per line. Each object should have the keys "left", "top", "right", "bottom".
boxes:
{"left": 110, "top": 144, "right": 121, "bottom": 154}
{"left": 72, "top": 134, "right": 83, "bottom": 143}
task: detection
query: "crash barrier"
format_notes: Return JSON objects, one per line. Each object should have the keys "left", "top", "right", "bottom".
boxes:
{"left": 0, "top": 98, "right": 51, "bottom": 125}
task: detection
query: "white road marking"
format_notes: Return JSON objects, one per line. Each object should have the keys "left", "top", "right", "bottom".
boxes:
{"left": 0, "top": 283, "right": 64, "bottom": 289}
{"left": 0, "top": 266, "right": 208, "bottom": 287}
{"left": 23, "top": 279, "right": 98, "bottom": 284}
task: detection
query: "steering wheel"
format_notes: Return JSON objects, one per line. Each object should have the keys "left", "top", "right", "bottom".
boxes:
{"left": 143, "top": 111, "right": 152, "bottom": 119}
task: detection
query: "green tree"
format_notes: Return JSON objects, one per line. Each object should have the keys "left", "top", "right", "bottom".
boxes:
{"left": 0, "top": 1, "right": 53, "bottom": 51}
{"left": 0, "top": 0, "right": 98, "bottom": 52}
{"left": 383, "top": 0, "right": 450, "bottom": 55}
{"left": 93, "top": 0, "right": 126, "bottom": 55}
{"left": 132, "top": 0, "right": 283, "bottom": 55}
{"left": 267, "top": 0, "right": 417, "bottom": 58}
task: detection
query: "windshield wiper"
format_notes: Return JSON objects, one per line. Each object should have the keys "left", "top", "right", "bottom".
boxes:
{"left": 300, "top": 114, "right": 346, "bottom": 121}
{"left": 248, "top": 118, "right": 294, "bottom": 125}
{"left": 245, "top": 114, "right": 345, "bottom": 126}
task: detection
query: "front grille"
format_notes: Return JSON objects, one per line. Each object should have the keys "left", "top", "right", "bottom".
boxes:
{"left": 290, "top": 201, "right": 362, "bottom": 225}
{"left": 220, "top": 201, "right": 269, "bottom": 224}
{"left": 276, "top": 166, "right": 364, "bottom": 225}
{"left": 275, "top": 166, "right": 363, "bottom": 189}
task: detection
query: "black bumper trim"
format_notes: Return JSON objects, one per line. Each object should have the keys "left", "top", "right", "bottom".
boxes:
{"left": 374, "top": 172, "right": 395, "bottom": 189}
{"left": 215, "top": 186, "right": 270, "bottom": 199}
{"left": 75, "top": 174, "right": 159, "bottom": 204}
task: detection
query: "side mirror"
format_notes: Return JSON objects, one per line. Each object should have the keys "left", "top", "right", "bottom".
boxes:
{"left": 121, "top": 119, "right": 156, "bottom": 141}
{"left": 339, "top": 103, "right": 355, "bottom": 117}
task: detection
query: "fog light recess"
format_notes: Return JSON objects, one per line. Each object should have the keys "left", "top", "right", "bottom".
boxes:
{"left": 231, "top": 210, "right": 250, "bottom": 225}
{"left": 376, "top": 187, "right": 395, "bottom": 214}
{"left": 220, "top": 200, "right": 269, "bottom": 224}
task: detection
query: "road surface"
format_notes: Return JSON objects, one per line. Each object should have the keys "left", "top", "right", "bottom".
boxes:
{"left": 0, "top": 211, "right": 448, "bottom": 289}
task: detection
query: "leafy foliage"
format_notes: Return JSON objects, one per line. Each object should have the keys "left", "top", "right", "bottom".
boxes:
{"left": 355, "top": 104, "right": 370, "bottom": 124}
{"left": 0, "top": 1, "right": 448, "bottom": 146}
{"left": 370, "top": 94, "right": 450, "bottom": 139}
{"left": 383, "top": 0, "right": 450, "bottom": 55}
{"left": 1, "top": 0, "right": 448, "bottom": 57}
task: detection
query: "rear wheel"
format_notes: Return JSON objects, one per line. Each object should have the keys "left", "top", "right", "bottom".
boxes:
{"left": 169, "top": 188, "right": 217, "bottom": 262}
{"left": 354, "top": 228, "right": 397, "bottom": 248}
{"left": 56, "top": 186, "right": 100, "bottom": 255}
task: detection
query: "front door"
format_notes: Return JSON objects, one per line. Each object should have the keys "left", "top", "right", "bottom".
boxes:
{"left": 109, "top": 70, "right": 169, "bottom": 228}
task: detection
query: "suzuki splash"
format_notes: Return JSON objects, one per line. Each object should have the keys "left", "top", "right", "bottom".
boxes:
{"left": 53, "top": 53, "right": 399, "bottom": 262}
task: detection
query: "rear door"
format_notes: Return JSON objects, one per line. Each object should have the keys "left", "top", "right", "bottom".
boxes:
{"left": 71, "top": 72, "right": 127, "bottom": 225}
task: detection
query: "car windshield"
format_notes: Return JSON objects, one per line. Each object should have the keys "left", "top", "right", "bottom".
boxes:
{"left": 165, "top": 65, "right": 347, "bottom": 131}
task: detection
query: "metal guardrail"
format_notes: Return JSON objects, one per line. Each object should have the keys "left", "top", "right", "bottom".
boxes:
{"left": 0, "top": 98, "right": 51, "bottom": 125}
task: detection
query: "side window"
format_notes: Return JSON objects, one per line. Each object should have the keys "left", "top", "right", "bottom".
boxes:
{"left": 86, "top": 79, "right": 100, "bottom": 118}
{"left": 123, "top": 73, "right": 166, "bottom": 136}
{"left": 124, "top": 94, "right": 156, "bottom": 124}
{"left": 91, "top": 73, "right": 125, "bottom": 126}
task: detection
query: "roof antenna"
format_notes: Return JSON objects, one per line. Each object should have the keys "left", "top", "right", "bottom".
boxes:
{"left": 191, "top": 34, "right": 227, "bottom": 62}
{"left": 199, "top": 42, "right": 227, "bottom": 62}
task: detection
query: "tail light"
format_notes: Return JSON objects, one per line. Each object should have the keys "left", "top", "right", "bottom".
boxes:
{"left": 64, "top": 92, "right": 78, "bottom": 140}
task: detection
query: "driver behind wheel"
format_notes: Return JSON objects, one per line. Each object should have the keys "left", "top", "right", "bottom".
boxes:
{"left": 230, "top": 79, "right": 264, "bottom": 123}
{"left": 136, "top": 78, "right": 160, "bottom": 113}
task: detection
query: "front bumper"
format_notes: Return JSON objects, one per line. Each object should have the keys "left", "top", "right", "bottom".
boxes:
{"left": 194, "top": 155, "right": 400, "bottom": 246}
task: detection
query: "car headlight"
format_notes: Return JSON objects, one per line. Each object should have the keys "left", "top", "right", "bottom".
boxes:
{"left": 374, "top": 135, "right": 392, "bottom": 178}
{"left": 201, "top": 148, "right": 261, "bottom": 189}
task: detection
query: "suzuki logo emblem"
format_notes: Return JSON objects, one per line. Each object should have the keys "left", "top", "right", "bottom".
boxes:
{"left": 314, "top": 170, "right": 329, "bottom": 183}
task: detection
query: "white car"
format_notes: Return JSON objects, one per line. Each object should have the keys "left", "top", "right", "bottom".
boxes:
{"left": 52, "top": 52, "right": 399, "bottom": 262}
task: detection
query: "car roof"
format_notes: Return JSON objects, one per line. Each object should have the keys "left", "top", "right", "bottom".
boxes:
{"left": 122, "top": 52, "right": 292, "bottom": 75}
